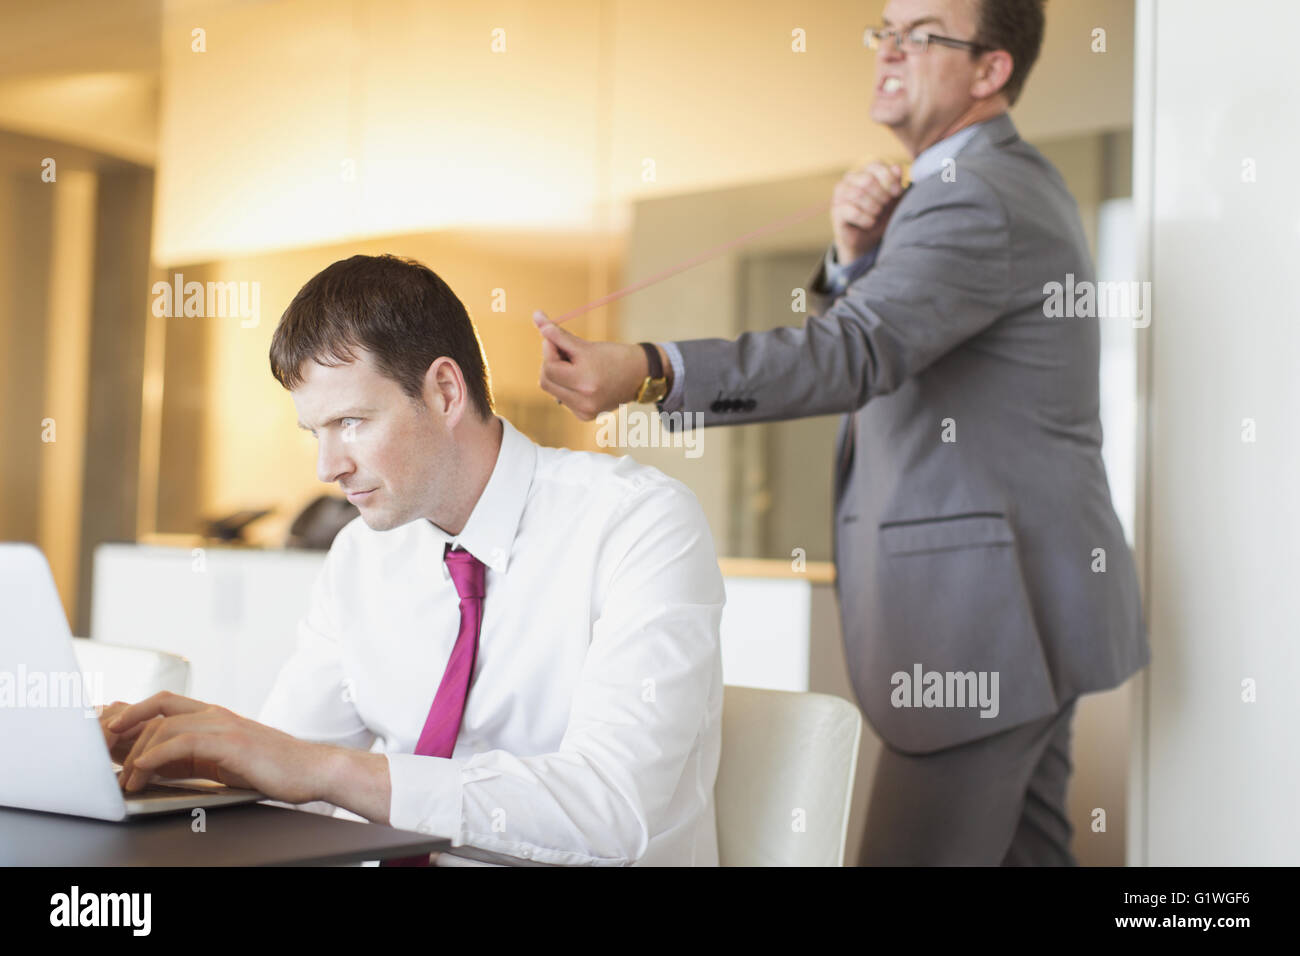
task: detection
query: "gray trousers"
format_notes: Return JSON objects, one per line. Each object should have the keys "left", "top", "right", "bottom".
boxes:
{"left": 858, "top": 697, "right": 1079, "bottom": 866}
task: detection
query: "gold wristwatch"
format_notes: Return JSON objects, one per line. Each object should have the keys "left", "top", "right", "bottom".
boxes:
{"left": 634, "top": 342, "right": 669, "bottom": 404}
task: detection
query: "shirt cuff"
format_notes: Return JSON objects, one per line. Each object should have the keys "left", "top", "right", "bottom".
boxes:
{"left": 385, "top": 751, "right": 466, "bottom": 842}
{"left": 822, "top": 244, "right": 847, "bottom": 292}
{"left": 823, "top": 244, "right": 879, "bottom": 295}
{"left": 658, "top": 341, "right": 686, "bottom": 413}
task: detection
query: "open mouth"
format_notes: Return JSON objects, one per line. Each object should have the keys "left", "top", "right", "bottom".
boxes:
{"left": 878, "top": 75, "right": 904, "bottom": 95}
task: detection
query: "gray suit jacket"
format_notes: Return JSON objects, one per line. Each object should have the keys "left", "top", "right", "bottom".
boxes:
{"left": 665, "top": 112, "right": 1148, "bottom": 753}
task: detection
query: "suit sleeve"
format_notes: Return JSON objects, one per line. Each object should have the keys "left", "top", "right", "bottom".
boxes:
{"left": 670, "top": 171, "right": 1012, "bottom": 425}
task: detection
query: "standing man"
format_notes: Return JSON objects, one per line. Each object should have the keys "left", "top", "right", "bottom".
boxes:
{"left": 534, "top": 0, "right": 1147, "bottom": 865}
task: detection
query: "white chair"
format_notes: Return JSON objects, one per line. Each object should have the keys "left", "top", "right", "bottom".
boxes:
{"left": 69, "top": 637, "right": 191, "bottom": 707}
{"left": 715, "top": 685, "right": 863, "bottom": 866}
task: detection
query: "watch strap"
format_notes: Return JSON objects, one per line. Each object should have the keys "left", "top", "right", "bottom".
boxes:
{"left": 639, "top": 342, "right": 664, "bottom": 381}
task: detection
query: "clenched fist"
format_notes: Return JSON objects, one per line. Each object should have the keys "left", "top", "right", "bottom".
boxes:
{"left": 831, "top": 161, "right": 907, "bottom": 265}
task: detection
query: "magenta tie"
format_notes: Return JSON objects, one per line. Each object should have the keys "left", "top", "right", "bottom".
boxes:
{"left": 383, "top": 544, "right": 486, "bottom": 867}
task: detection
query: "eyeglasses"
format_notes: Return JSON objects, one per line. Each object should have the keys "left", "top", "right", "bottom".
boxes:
{"left": 864, "top": 25, "right": 990, "bottom": 55}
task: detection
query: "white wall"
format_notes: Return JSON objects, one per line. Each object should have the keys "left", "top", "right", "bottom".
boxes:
{"left": 1134, "top": 0, "right": 1300, "bottom": 864}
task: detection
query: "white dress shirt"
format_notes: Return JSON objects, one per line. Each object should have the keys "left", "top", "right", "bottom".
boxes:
{"left": 257, "top": 415, "right": 725, "bottom": 866}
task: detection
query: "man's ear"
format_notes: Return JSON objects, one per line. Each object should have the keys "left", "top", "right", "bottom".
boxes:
{"left": 425, "top": 356, "right": 467, "bottom": 426}
{"left": 974, "top": 50, "right": 1014, "bottom": 101}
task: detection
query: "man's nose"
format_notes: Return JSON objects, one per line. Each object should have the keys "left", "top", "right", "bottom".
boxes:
{"left": 880, "top": 37, "right": 907, "bottom": 62}
{"left": 317, "top": 435, "right": 353, "bottom": 484}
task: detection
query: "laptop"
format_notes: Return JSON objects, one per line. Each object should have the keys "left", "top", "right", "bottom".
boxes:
{"left": 0, "top": 542, "right": 265, "bottom": 820}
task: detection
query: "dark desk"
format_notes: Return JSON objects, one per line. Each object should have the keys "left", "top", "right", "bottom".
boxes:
{"left": 0, "top": 801, "right": 444, "bottom": 866}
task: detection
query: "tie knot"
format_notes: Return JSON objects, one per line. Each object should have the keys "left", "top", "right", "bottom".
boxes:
{"left": 444, "top": 546, "right": 485, "bottom": 599}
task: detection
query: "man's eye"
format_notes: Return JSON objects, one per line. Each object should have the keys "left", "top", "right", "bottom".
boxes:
{"left": 341, "top": 418, "right": 360, "bottom": 428}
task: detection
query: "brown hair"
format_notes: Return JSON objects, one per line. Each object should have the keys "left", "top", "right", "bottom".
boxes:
{"left": 971, "top": 0, "right": 1047, "bottom": 107}
{"left": 269, "top": 254, "right": 493, "bottom": 420}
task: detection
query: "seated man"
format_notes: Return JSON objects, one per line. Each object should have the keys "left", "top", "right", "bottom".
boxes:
{"left": 106, "top": 253, "right": 724, "bottom": 866}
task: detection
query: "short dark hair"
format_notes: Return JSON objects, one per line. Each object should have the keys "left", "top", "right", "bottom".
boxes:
{"left": 269, "top": 254, "right": 493, "bottom": 421}
{"left": 971, "top": 0, "right": 1046, "bottom": 107}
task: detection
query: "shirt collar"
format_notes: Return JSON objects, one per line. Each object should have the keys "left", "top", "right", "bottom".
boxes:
{"left": 427, "top": 415, "right": 536, "bottom": 580}
{"left": 908, "top": 116, "right": 996, "bottom": 183}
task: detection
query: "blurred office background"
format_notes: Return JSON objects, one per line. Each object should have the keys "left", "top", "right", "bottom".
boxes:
{"left": 3, "top": 0, "right": 1292, "bottom": 864}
